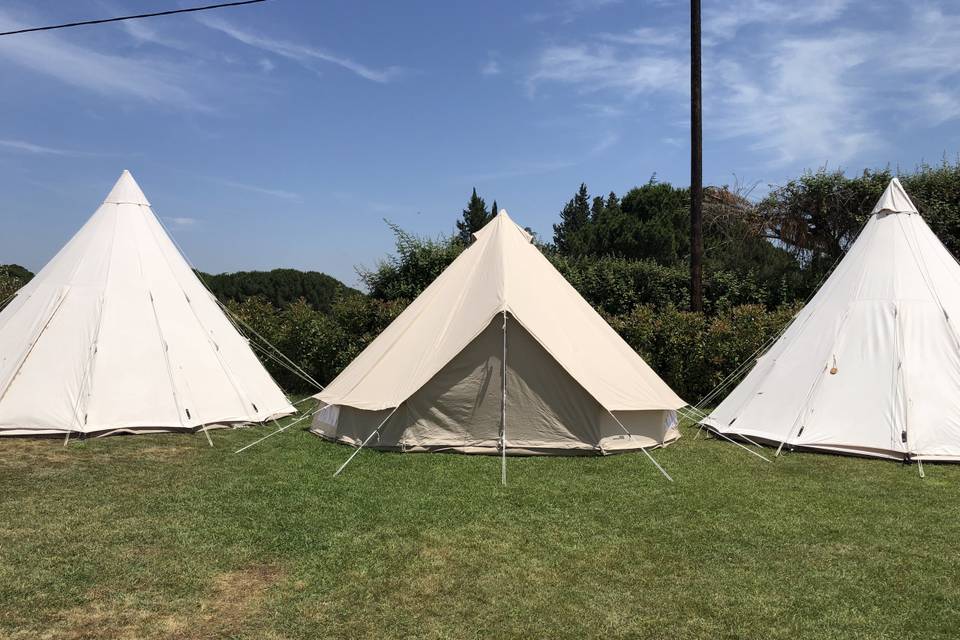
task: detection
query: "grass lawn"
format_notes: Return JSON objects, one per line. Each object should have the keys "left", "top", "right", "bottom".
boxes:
{"left": 1, "top": 411, "right": 959, "bottom": 639}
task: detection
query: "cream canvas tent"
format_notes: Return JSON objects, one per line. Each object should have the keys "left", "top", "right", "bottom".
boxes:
{"left": 702, "top": 178, "right": 960, "bottom": 464}
{"left": 0, "top": 170, "right": 294, "bottom": 437}
{"left": 311, "top": 210, "right": 685, "bottom": 461}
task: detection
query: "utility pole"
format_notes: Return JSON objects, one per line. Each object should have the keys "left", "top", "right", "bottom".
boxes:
{"left": 690, "top": 0, "right": 704, "bottom": 312}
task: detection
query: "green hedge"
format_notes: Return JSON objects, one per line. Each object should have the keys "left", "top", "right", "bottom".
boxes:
{"left": 607, "top": 303, "right": 799, "bottom": 403}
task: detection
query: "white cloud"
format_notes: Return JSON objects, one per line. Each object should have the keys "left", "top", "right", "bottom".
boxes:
{"left": 527, "top": 0, "right": 622, "bottom": 23}
{"left": 465, "top": 159, "right": 576, "bottom": 183}
{"left": 213, "top": 178, "right": 302, "bottom": 202}
{"left": 527, "top": 1, "right": 960, "bottom": 168}
{"left": 704, "top": 0, "right": 851, "bottom": 42}
{"left": 599, "top": 27, "right": 681, "bottom": 47}
{"left": 164, "top": 216, "right": 198, "bottom": 228}
{"left": 480, "top": 58, "right": 501, "bottom": 77}
{"left": 258, "top": 57, "right": 276, "bottom": 73}
{"left": 0, "top": 10, "right": 208, "bottom": 111}
{"left": 0, "top": 139, "right": 89, "bottom": 156}
{"left": 198, "top": 16, "right": 405, "bottom": 83}
{"left": 588, "top": 131, "right": 620, "bottom": 156}
{"left": 710, "top": 34, "right": 875, "bottom": 165}
{"left": 528, "top": 44, "right": 686, "bottom": 96}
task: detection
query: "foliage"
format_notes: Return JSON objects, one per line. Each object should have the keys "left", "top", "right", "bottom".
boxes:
{"left": 226, "top": 294, "right": 404, "bottom": 390}
{"left": 552, "top": 255, "right": 799, "bottom": 315}
{"left": 756, "top": 160, "right": 960, "bottom": 283}
{"left": 359, "top": 222, "right": 465, "bottom": 302}
{"left": 0, "top": 264, "right": 32, "bottom": 302}
{"left": 201, "top": 268, "right": 359, "bottom": 313}
{"left": 608, "top": 303, "right": 800, "bottom": 402}
{"left": 455, "top": 188, "right": 493, "bottom": 245}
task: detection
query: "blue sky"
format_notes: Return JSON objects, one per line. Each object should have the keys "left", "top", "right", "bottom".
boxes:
{"left": 1, "top": 0, "right": 958, "bottom": 287}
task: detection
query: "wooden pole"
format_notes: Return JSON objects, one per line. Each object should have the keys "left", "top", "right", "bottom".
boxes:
{"left": 690, "top": 0, "right": 704, "bottom": 312}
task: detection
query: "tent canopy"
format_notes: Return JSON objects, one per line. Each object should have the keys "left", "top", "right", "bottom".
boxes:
{"left": 0, "top": 170, "right": 294, "bottom": 436}
{"left": 702, "top": 178, "right": 960, "bottom": 462}
{"left": 313, "top": 210, "right": 684, "bottom": 455}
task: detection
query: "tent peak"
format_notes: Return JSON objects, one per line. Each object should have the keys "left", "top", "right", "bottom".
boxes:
{"left": 103, "top": 170, "right": 150, "bottom": 206}
{"left": 473, "top": 208, "right": 532, "bottom": 243}
{"left": 871, "top": 177, "right": 918, "bottom": 216}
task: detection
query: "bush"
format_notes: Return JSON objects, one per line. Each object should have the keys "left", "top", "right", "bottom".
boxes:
{"left": 608, "top": 304, "right": 799, "bottom": 403}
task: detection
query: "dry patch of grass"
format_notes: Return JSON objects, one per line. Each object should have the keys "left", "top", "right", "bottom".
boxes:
{"left": 20, "top": 565, "right": 285, "bottom": 640}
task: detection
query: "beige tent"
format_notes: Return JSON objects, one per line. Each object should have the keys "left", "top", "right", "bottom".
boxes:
{"left": 0, "top": 170, "right": 294, "bottom": 437}
{"left": 312, "top": 210, "right": 685, "bottom": 463}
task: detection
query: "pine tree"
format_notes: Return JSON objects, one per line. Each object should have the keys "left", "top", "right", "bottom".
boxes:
{"left": 490, "top": 199, "right": 499, "bottom": 217}
{"left": 552, "top": 183, "right": 591, "bottom": 255}
{"left": 456, "top": 188, "right": 491, "bottom": 245}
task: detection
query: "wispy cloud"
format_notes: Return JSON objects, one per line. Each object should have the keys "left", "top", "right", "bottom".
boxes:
{"left": 198, "top": 16, "right": 406, "bottom": 83}
{"left": 164, "top": 216, "right": 199, "bottom": 228}
{"left": 704, "top": 0, "right": 852, "bottom": 42}
{"left": 588, "top": 132, "right": 620, "bottom": 156}
{"left": 0, "top": 10, "right": 208, "bottom": 111}
{"left": 0, "top": 139, "right": 93, "bottom": 156}
{"left": 711, "top": 34, "right": 875, "bottom": 165}
{"left": 527, "top": 1, "right": 960, "bottom": 167}
{"left": 480, "top": 53, "right": 501, "bottom": 77}
{"left": 527, "top": 0, "right": 622, "bottom": 24}
{"left": 465, "top": 159, "right": 576, "bottom": 183}
{"left": 213, "top": 178, "right": 302, "bottom": 202}
{"left": 528, "top": 45, "right": 686, "bottom": 96}
{"left": 258, "top": 57, "right": 276, "bottom": 73}
{"left": 599, "top": 27, "right": 681, "bottom": 47}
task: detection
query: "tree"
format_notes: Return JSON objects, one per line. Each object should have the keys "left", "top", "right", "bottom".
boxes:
{"left": 0, "top": 264, "right": 32, "bottom": 304}
{"left": 491, "top": 199, "right": 499, "bottom": 217}
{"left": 553, "top": 183, "right": 591, "bottom": 255}
{"left": 359, "top": 222, "right": 465, "bottom": 301}
{"left": 456, "top": 188, "right": 492, "bottom": 245}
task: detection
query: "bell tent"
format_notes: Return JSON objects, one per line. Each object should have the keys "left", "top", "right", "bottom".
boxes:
{"left": 702, "top": 178, "right": 960, "bottom": 463}
{"left": 0, "top": 170, "right": 294, "bottom": 437}
{"left": 311, "top": 210, "right": 685, "bottom": 458}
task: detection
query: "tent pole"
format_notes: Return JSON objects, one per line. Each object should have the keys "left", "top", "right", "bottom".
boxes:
{"left": 333, "top": 405, "right": 401, "bottom": 477}
{"left": 501, "top": 310, "right": 507, "bottom": 487}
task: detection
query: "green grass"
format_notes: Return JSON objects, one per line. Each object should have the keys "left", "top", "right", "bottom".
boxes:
{"left": 1, "top": 413, "right": 959, "bottom": 639}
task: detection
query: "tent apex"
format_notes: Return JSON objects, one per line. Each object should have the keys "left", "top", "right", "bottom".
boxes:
{"left": 871, "top": 177, "right": 918, "bottom": 216}
{"left": 103, "top": 169, "right": 150, "bottom": 206}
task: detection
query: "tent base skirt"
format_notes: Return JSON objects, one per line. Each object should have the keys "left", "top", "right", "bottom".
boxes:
{"left": 701, "top": 423, "right": 960, "bottom": 463}
{"left": 311, "top": 427, "right": 679, "bottom": 457}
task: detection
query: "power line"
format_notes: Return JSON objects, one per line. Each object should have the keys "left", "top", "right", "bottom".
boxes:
{"left": 0, "top": 0, "right": 270, "bottom": 38}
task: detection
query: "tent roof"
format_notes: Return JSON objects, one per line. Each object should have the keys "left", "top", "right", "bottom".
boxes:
{"left": 317, "top": 210, "right": 684, "bottom": 412}
{"left": 871, "top": 177, "right": 917, "bottom": 215}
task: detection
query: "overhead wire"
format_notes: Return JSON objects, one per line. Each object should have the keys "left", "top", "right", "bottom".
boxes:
{"left": 0, "top": 1, "right": 270, "bottom": 37}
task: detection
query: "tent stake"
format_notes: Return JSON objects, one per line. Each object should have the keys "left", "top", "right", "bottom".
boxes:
{"left": 333, "top": 405, "right": 400, "bottom": 477}
{"left": 63, "top": 431, "right": 71, "bottom": 447}
{"left": 201, "top": 424, "right": 213, "bottom": 447}
{"left": 917, "top": 459, "right": 925, "bottom": 479}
